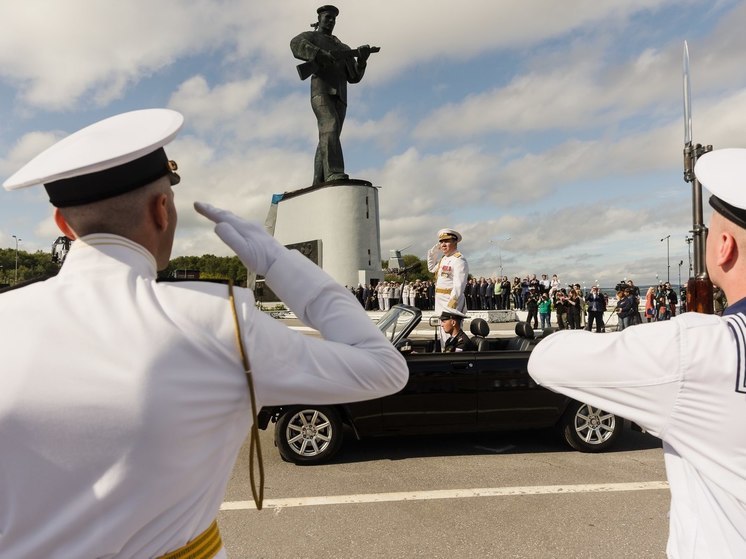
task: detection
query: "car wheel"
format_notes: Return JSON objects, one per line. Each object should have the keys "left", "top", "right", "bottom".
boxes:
{"left": 560, "top": 401, "right": 620, "bottom": 452}
{"left": 275, "top": 406, "right": 343, "bottom": 465}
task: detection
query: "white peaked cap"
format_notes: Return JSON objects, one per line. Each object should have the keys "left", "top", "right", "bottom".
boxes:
{"left": 695, "top": 148, "right": 746, "bottom": 209}
{"left": 695, "top": 148, "right": 746, "bottom": 228}
{"left": 437, "top": 228, "right": 462, "bottom": 242}
{"left": 3, "top": 109, "right": 184, "bottom": 207}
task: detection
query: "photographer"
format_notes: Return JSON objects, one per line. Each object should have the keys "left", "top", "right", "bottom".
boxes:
{"left": 567, "top": 289, "right": 582, "bottom": 329}
{"left": 615, "top": 288, "right": 636, "bottom": 331}
{"left": 585, "top": 285, "right": 606, "bottom": 333}
{"left": 554, "top": 290, "right": 569, "bottom": 330}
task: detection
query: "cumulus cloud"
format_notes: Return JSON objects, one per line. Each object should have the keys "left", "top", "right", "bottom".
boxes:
{"left": 0, "top": 1, "right": 237, "bottom": 110}
{"left": 168, "top": 75, "right": 269, "bottom": 130}
{"left": 0, "top": 130, "right": 62, "bottom": 178}
{"left": 0, "top": 0, "right": 738, "bottom": 287}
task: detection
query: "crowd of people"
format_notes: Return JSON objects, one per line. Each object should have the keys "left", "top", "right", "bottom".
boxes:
{"left": 350, "top": 274, "right": 702, "bottom": 336}
{"left": 350, "top": 280, "right": 437, "bottom": 311}
{"left": 642, "top": 282, "right": 679, "bottom": 322}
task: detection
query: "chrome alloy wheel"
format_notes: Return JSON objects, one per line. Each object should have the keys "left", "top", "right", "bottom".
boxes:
{"left": 574, "top": 404, "right": 616, "bottom": 445}
{"left": 284, "top": 408, "right": 335, "bottom": 457}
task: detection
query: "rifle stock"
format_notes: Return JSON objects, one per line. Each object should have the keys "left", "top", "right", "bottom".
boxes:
{"left": 686, "top": 277, "right": 714, "bottom": 314}
{"left": 296, "top": 46, "right": 380, "bottom": 80}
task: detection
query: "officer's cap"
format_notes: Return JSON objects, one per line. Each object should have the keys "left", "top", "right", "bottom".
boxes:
{"left": 437, "top": 228, "right": 462, "bottom": 243}
{"left": 3, "top": 109, "right": 184, "bottom": 208}
{"left": 317, "top": 5, "right": 339, "bottom": 16}
{"left": 440, "top": 308, "right": 468, "bottom": 321}
{"left": 695, "top": 148, "right": 746, "bottom": 229}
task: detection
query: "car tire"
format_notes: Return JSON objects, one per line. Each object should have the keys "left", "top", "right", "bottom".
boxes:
{"left": 560, "top": 401, "right": 620, "bottom": 452}
{"left": 275, "top": 406, "right": 343, "bottom": 465}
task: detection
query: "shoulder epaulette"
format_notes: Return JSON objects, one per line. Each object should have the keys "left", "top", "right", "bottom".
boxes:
{"left": 453, "top": 252, "right": 462, "bottom": 258}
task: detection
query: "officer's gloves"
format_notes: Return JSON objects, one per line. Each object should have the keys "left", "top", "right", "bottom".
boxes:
{"left": 194, "top": 202, "right": 284, "bottom": 277}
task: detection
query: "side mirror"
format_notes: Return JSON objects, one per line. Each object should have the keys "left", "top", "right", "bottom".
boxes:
{"left": 428, "top": 316, "right": 440, "bottom": 328}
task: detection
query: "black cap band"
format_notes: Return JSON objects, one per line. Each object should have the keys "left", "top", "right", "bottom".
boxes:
{"left": 709, "top": 195, "right": 746, "bottom": 229}
{"left": 44, "top": 148, "right": 180, "bottom": 208}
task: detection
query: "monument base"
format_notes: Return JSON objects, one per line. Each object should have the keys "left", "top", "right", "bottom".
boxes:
{"left": 272, "top": 179, "right": 384, "bottom": 288}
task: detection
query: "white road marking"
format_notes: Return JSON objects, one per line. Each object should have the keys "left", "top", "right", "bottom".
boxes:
{"left": 220, "top": 481, "right": 669, "bottom": 511}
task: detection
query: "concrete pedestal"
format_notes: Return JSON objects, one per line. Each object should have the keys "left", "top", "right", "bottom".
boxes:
{"left": 272, "top": 179, "right": 383, "bottom": 288}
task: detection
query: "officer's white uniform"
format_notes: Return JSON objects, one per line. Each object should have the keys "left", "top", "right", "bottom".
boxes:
{"left": 426, "top": 229, "right": 468, "bottom": 314}
{"left": 0, "top": 110, "right": 408, "bottom": 558}
{"left": 528, "top": 148, "right": 746, "bottom": 558}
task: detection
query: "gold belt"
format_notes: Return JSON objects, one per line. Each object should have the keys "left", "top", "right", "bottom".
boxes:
{"left": 157, "top": 519, "right": 221, "bottom": 559}
{"left": 435, "top": 288, "right": 452, "bottom": 294}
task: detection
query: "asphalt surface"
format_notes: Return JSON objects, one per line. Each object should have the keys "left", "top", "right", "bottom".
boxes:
{"left": 216, "top": 316, "right": 670, "bottom": 558}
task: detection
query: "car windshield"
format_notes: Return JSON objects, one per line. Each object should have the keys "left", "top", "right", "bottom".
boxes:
{"left": 377, "top": 305, "right": 419, "bottom": 343}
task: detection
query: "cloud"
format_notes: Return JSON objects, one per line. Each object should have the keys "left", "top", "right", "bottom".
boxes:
{"left": 0, "top": 0, "right": 694, "bottom": 112}
{"left": 0, "top": 1, "right": 234, "bottom": 110}
{"left": 168, "top": 75, "right": 268, "bottom": 131}
{"left": 0, "top": 130, "right": 62, "bottom": 178}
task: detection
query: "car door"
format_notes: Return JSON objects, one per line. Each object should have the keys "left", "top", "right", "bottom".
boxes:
{"left": 380, "top": 351, "right": 478, "bottom": 431}
{"left": 475, "top": 350, "right": 567, "bottom": 428}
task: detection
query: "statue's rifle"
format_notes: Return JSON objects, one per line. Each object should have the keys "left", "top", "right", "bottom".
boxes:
{"left": 682, "top": 41, "right": 714, "bottom": 313}
{"left": 296, "top": 46, "right": 380, "bottom": 80}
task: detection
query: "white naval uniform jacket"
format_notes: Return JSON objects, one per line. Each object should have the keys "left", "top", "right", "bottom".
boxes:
{"left": 0, "top": 234, "right": 408, "bottom": 559}
{"left": 528, "top": 312, "right": 746, "bottom": 558}
{"left": 426, "top": 249, "right": 468, "bottom": 313}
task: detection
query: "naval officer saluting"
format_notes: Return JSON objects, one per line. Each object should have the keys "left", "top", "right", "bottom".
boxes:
{"left": 528, "top": 148, "right": 746, "bottom": 558}
{"left": 427, "top": 228, "right": 469, "bottom": 348}
{"left": 0, "top": 109, "right": 408, "bottom": 559}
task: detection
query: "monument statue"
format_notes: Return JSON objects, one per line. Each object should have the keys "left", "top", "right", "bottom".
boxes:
{"left": 290, "top": 5, "right": 379, "bottom": 185}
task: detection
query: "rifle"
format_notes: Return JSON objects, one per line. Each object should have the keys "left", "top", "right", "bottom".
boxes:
{"left": 682, "top": 41, "right": 714, "bottom": 314}
{"left": 296, "top": 46, "right": 380, "bottom": 81}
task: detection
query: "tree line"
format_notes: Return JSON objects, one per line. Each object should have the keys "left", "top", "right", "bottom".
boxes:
{"left": 0, "top": 245, "right": 431, "bottom": 287}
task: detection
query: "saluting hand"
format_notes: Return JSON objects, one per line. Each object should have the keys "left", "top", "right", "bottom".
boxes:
{"left": 194, "top": 202, "right": 284, "bottom": 277}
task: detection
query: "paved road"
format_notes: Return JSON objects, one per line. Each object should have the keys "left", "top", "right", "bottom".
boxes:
{"left": 219, "top": 426, "right": 667, "bottom": 558}
{"left": 216, "top": 315, "right": 669, "bottom": 558}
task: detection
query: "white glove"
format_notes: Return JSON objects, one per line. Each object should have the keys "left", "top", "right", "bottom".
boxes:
{"left": 428, "top": 243, "right": 439, "bottom": 256}
{"left": 194, "top": 202, "right": 284, "bottom": 277}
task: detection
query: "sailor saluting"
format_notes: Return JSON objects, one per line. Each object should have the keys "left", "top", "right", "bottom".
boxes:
{"left": 528, "top": 148, "right": 746, "bottom": 557}
{"left": 0, "top": 109, "right": 407, "bottom": 558}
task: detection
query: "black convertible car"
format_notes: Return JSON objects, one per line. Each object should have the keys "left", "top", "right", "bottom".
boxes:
{"left": 258, "top": 305, "right": 623, "bottom": 464}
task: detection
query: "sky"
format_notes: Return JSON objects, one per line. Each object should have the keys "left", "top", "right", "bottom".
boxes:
{"left": 1, "top": 0, "right": 744, "bottom": 288}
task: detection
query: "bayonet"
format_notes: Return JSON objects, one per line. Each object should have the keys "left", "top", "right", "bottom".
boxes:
{"left": 683, "top": 41, "right": 692, "bottom": 147}
{"left": 681, "top": 41, "right": 714, "bottom": 313}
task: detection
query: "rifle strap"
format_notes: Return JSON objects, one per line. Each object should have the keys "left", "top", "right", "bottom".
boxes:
{"left": 228, "top": 280, "right": 265, "bottom": 510}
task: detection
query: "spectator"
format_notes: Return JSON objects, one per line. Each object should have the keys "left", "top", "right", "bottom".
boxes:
{"left": 616, "top": 289, "right": 636, "bottom": 331}
{"left": 554, "top": 290, "right": 569, "bottom": 330}
{"left": 644, "top": 286, "right": 656, "bottom": 322}
{"left": 525, "top": 291, "right": 539, "bottom": 329}
{"left": 538, "top": 293, "right": 552, "bottom": 329}
{"left": 585, "top": 285, "right": 606, "bottom": 333}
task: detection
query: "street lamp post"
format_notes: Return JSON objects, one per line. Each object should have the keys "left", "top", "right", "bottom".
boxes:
{"left": 661, "top": 235, "right": 671, "bottom": 283}
{"left": 12, "top": 235, "right": 21, "bottom": 284}
{"left": 685, "top": 235, "right": 693, "bottom": 278}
